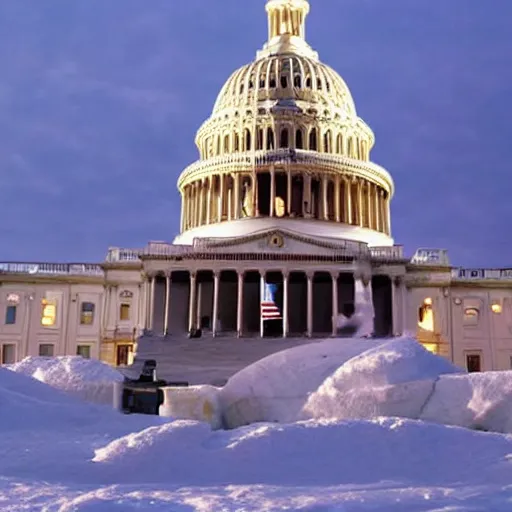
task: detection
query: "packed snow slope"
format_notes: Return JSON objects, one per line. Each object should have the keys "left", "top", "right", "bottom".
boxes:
{"left": 220, "top": 337, "right": 462, "bottom": 428}
{"left": 7, "top": 355, "right": 123, "bottom": 405}
{"left": 2, "top": 351, "right": 512, "bottom": 509}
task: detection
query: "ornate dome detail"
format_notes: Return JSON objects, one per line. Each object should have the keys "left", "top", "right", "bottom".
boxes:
{"left": 175, "top": 0, "right": 394, "bottom": 248}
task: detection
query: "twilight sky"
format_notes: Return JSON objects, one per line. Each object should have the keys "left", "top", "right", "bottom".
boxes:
{"left": 0, "top": 0, "right": 511, "bottom": 267}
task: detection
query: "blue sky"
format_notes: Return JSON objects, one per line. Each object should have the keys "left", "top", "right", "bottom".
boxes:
{"left": 0, "top": 0, "right": 511, "bottom": 267}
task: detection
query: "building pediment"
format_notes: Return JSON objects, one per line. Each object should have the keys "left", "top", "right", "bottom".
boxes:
{"left": 192, "top": 228, "right": 368, "bottom": 257}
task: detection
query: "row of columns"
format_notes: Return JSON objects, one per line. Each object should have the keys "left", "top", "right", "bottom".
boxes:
{"left": 181, "top": 172, "right": 390, "bottom": 234}
{"left": 145, "top": 270, "right": 356, "bottom": 339}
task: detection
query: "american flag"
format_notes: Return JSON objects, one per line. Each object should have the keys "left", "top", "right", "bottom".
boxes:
{"left": 261, "top": 282, "right": 282, "bottom": 320}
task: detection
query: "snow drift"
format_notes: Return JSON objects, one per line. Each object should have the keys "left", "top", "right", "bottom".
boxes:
{"left": 303, "top": 337, "right": 461, "bottom": 421}
{"left": 219, "top": 338, "right": 387, "bottom": 428}
{"left": 7, "top": 356, "right": 124, "bottom": 405}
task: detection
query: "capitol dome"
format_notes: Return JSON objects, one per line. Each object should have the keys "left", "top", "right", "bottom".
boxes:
{"left": 175, "top": 0, "right": 394, "bottom": 248}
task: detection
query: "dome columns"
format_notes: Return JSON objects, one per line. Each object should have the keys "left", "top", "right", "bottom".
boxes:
{"left": 180, "top": 171, "right": 391, "bottom": 237}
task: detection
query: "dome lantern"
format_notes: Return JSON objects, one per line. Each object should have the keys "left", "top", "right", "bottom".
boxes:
{"left": 266, "top": 0, "right": 310, "bottom": 41}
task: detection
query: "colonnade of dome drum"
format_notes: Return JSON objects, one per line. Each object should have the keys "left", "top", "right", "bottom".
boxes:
{"left": 180, "top": 170, "right": 390, "bottom": 236}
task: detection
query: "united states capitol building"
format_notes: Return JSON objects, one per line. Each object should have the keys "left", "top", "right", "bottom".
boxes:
{"left": 1, "top": 0, "right": 510, "bottom": 375}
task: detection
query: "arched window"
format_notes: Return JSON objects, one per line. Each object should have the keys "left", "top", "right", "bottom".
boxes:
{"left": 216, "top": 136, "right": 221, "bottom": 156}
{"left": 309, "top": 128, "right": 318, "bottom": 151}
{"left": 336, "top": 134, "right": 343, "bottom": 154}
{"left": 257, "top": 129, "right": 264, "bottom": 150}
{"left": 347, "top": 137, "right": 354, "bottom": 157}
{"left": 296, "top": 129, "right": 304, "bottom": 149}
{"left": 280, "top": 75, "right": 288, "bottom": 88}
{"left": 323, "top": 131, "right": 332, "bottom": 153}
{"left": 234, "top": 133, "right": 240, "bottom": 152}
{"left": 245, "top": 129, "right": 252, "bottom": 151}
{"left": 266, "top": 127, "right": 275, "bottom": 150}
{"left": 294, "top": 74, "right": 302, "bottom": 88}
{"left": 305, "top": 76, "right": 312, "bottom": 88}
{"left": 223, "top": 134, "right": 229, "bottom": 153}
{"left": 280, "top": 128, "right": 289, "bottom": 148}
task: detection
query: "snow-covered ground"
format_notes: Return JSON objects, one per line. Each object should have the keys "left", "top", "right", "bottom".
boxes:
{"left": 3, "top": 342, "right": 512, "bottom": 510}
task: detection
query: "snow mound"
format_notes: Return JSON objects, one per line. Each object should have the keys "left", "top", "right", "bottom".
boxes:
{"left": 7, "top": 356, "right": 124, "bottom": 405}
{"left": 219, "top": 338, "right": 387, "bottom": 428}
{"left": 91, "top": 417, "right": 512, "bottom": 488}
{"left": 421, "top": 371, "right": 512, "bottom": 433}
{"left": 0, "top": 366, "right": 101, "bottom": 432}
{"left": 303, "top": 338, "right": 461, "bottom": 420}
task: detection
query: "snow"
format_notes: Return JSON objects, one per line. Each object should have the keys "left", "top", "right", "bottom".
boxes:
{"left": 7, "top": 356, "right": 124, "bottom": 405}
{"left": 219, "top": 337, "right": 386, "bottom": 428}
{"left": 304, "top": 337, "right": 461, "bottom": 421}
{"left": 421, "top": 371, "right": 512, "bottom": 433}
{"left": 3, "top": 340, "right": 512, "bottom": 509}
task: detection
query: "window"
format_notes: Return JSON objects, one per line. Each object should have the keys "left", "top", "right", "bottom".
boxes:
{"left": 296, "top": 129, "right": 303, "bottom": 149}
{"left": 5, "top": 305, "right": 17, "bottom": 325}
{"left": 280, "top": 128, "right": 289, "bottom": 148}
{"left": 80, "top": 302, "right": 95, "bottom": 325}
{"left": 76, "top": 345, "right": 91, "bottom": 359}
{"left": 309, "top": 128, "right": 318, "bottom": 151}
{"left": 491, "top": 301, "right": 502, "bottom": 314}
{"left": 120, "top": 303, "right": 131, "bottom": 321}
{"left": 294, "top": 74, "right": 302, "bottom": 88}
{"left": 245, "top": 129, "right": 251, "bottom": 151}
{"left": 41, "top": 298, "right": 57, "bottom": 327}
{"left": 266, "top": 127, "right": 275, "bottom": 150}
{"left": 418, "top": 298, "right": 434, "bottom": 332}
{"left": 463, "top": 307, "right": 480, "bottom": 326}
{"left": 39, "top": 344, "right": 54, "bottom": 357}
{"left": 1, "top": 344, "right": 16, "bottom": 364}
{"left": 466, "top": 353, "right": 482, "bottom": 373}
{"left": 116, "top": 344, "right": 133, "bottom": 366}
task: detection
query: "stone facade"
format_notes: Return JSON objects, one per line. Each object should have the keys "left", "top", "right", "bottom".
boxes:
{"left": 1, "top": 1, "right": 509, "bottom": 374}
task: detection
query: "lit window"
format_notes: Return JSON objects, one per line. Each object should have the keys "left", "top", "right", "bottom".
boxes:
{"left": 422, "top": 343, "right": 438, "bottom": 354}
{"left": 418, "top": 298, "right": 434, "bottom": 332}
{"left": 1, "top": 344, "right": 16, "bottom": 364}
{"left": 466, "top": 353, "right": 481, "bottom": 373}
{"left": 491, "top": 302, "right": 502, "bottom": 314}
{"left": 39, "top": 344, "right": 54, "bottom": 357}
{"left": 41, "top": 299, "right": 57, "bottom": 327}
{"left": 5, "top": 305, "right": 17, "bottom": 325}
{"left": 119, "top": 303, "right": 131, "bottom": 321}
{"left": 80, "top": 302, "right": 95, "bottom": 325}
{"left": 76, "top": 345, "right": 91, "bottom": 359}
{"left": 463, "top": 307, "right": 479, "bottom": 326}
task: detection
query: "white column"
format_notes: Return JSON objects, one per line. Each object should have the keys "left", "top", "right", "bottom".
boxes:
{"left": 386, "top": 195, "right": 391, "bottom": 235}
{"left": 260, "top": 271, "right": 266, "bottom": 338}
{"left": 345, "top": 178, "right": 352, "bottom": 224}
{"left": 237, "top": 271, "right": 244, "bottom": 337}
{"left": 188, "top": 272, "right": 197, "bottom": 332}
{"left": 283, "top": 271, "right": 289, "bottom": 338}
{"left": 270, "top": 167, "right": 276, "bottom": 217}
{"left": 374, "top": 186, "right": 380, "bottom": 231}
{"left": 196, "top": 282, "right": 203, "bottom": 330}
{"left": 198, "top": 180, "right": 205, "bottom": 227}
{"left": 212, "top": 272, "right": 220, "bottom": 337}
{"left": 391, "top": 276, "right": 406, "bottom": 336}
{"left": 163, "top": 272, "right": 171, "bottom": 335}
{"left": 331, "top": 272, "right": 339, "bottom": 336}
{"left": 357, "top": 180, "right": 364, "bottom": 227}
{"left": 218, "top": 174, "right": 224, "bottom": 223}
{"left": 366, "top": 183, "right": 372, "bottom": 229}
{"left": 206, "top": 178, "right": 212, "bottom": 224}
{"left": 234, "top": 173, "right": 240, "bottom": 220}
{"left": 306, "top": 272, "right": 313, "bottom": 337}
{"left": 335, "top": 175, "right": 341, "bottom": 222}
{"left": 148, "top": 275, "right": 156, "bottom": 331}
{"left": 322, "top": 175, "right": 328, "bottom": 220}
{"left": 287, "top": 168, "right": 292, "bottom": 216}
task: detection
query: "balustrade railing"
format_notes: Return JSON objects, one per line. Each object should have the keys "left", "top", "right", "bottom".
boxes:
{"left": 105, "top": 247, "right": 141, "bottom": 263}
{"left": 452, "top": 268, "right": 512, "bottom": 280}
{"left": 0, "top": 262, "right": 104, "bottom": 277}
{"left": 370, "top": 245, "right": 404, "bottom": 260}
{"left": 179, "top": 149, "right": 392, "bottom": 186}
{"left": 410, "top": 248, "right": 450, "bottom": 266}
